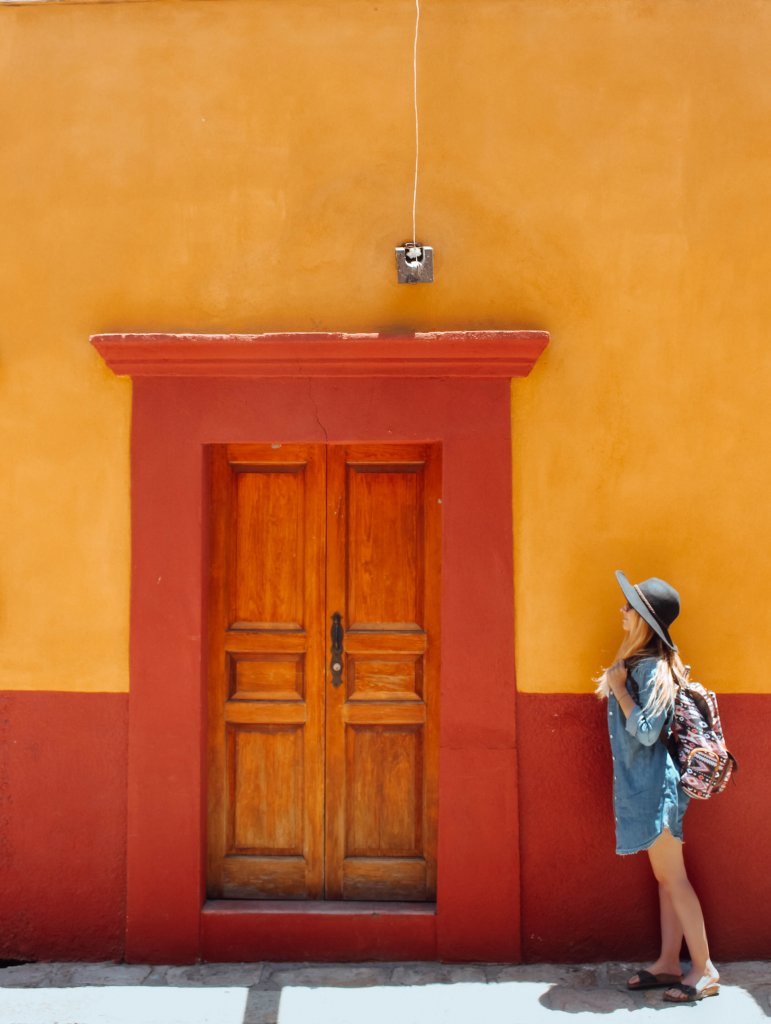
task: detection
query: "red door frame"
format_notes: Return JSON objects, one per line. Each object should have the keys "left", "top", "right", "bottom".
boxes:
{"left": 93, "top": 332, "right": 548, "bottom": 963}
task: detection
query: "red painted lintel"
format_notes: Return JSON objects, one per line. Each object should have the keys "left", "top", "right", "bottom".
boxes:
{"left": 91, "top": 330, "right": 549, "bottom": 379}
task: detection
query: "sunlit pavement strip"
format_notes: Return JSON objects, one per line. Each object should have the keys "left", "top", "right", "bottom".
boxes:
{"left": 0, "top": 987, "right": 247, "bottom": 1024}
{"left": 0, "top": 962, "right": 768, "bottom": 1024}
{"left": 0, "top": 983, "right": 766, "bottom": 1024}
{"left": 279, "top": 982, "right": 764, "bottom": 1024}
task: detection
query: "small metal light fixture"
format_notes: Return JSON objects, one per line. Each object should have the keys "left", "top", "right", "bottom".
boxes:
{"left": 396, "top": 241, "right": 434, "bottom": 284}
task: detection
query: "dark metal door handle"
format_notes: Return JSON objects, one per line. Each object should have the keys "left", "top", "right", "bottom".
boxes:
{"left": 330, "top": 612, "right": 344, "bottom": 687}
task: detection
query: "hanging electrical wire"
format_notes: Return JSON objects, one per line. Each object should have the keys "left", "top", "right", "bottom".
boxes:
{"left": 411, "top": 0, "right": 420, "bottom": 245}
{"left": 395, "top": 0, "right": 433, "bottom": 283}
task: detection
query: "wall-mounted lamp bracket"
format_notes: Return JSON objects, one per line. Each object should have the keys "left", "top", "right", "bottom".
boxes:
{"left": 396, "top": 242, "right": 434, "bottom": 284}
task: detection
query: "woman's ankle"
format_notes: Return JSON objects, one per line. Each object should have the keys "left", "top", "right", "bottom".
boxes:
{"left": 647, "top": 958, "right": 682, "bottom": 977}
{"left": 683, "top": 959, "right": 718, "bottom": 984}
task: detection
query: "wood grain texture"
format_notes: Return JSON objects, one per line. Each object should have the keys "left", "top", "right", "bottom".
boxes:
{"left": 229, "top": 652, "right": 305, "bottom": 702}
{"left": 326, "top": 444, "right": 440, "bottom": 901}
{"left": 207, "top": 444, "right": 325, "bottom": 899}
{"left": 347, "top": 466, "right": 420, "bottom": 627}
{"left": 208, "top": 442, "right": 440, "bottom": 902}
{"left": 345, "top": 725, "right": 423, "bottom": 856}
{"left": 346, "top": 654, "right": 423, "bottom": 702}
{"left": 228, "top": 725, "right": 304, "bottom": 855}
{"left": 232, "top": 467, "right": 305, "bottom": 628}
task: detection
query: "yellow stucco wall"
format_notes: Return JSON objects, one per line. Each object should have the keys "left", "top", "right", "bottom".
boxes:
{"left": 1, "top": 0, "right": 769, "bottom": 693}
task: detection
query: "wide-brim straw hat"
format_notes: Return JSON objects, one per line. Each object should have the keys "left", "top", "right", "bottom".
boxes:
{"left": 615, "top": 570, "right": 680, "bottom": 651}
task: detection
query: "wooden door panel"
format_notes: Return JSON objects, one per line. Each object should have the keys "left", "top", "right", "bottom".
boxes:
{"left": 228, "top": 651, "right": 305, "bottom": 702}
{"left": 220, "top": 854, "right": 308, "bottom": 899}
{"left": 345, "top": 725, "right": 423, "bottom": 855}
{"left": 325, "top": 443, "right": 440, "bottom": 901}
{"left": 347, "top": 467, "right": 422, "bottom": 627}
{"left": 341, "top": 857, "right": 428, "bottom": 902}
{"left": 231, "top": 467, "right": 306, "bottom": 629}
{"left": 207, "top": 444, "right": 325, "bottom": 900}
{"left": 345, "top": 654, "right": 423, "bottom": 702}
{"left": 228, "top": 724, "right": 304, "bottom": 854}
{"left": 225, "top": 626, "right": 308, "bottom": 703}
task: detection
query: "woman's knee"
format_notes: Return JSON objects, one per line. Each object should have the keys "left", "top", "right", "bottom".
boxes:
{"left": 647, "top": 832, "right": 688, "bottom": 885}
{"left": 655, "top": 869, "right": 689, "bottom": 894}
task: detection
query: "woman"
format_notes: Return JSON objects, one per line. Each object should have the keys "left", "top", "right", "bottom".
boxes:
{"left": 595, "top": 570, "right": 719, "bottom": 1003}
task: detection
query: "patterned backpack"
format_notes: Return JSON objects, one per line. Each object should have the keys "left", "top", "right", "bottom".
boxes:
{"left": 667, "top": 677, "right": 738, "bottom": 800}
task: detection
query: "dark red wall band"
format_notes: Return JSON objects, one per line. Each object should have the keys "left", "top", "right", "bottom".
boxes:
{"left": 0, "top": 691, "right": 766, "bottom": 961}
{"left": 0, "top": 692, "right": 127, "bottom": 962}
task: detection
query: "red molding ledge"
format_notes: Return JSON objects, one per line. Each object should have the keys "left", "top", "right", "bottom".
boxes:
{"left": 91, "top": 331, "right": 548, "bottom": 379}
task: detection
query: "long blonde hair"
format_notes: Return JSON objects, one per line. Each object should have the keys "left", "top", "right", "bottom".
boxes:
{"left": 595, "top": 611, "right": 687, "bottom": 717}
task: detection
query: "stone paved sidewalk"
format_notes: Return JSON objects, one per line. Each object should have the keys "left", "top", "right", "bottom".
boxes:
{"left": 0, "top": 960, "right": 769, "bottom": 1023}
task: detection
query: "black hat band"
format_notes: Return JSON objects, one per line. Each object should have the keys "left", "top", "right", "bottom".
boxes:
{"left": 633, "top": 583, "right": 670, "bottom": 630}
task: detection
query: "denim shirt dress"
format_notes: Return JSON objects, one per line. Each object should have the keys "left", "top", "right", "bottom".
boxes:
{"left": 607, "top": 656, "right": 689, "bottom": 855}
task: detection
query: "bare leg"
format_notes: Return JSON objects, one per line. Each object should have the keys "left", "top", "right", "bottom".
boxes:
{"left": 627, "top": 885, "right": 683, "bottom": 987}
{"left": 657, "top": 885, "right": 685, "bottom": 970}
{"left": 646, "top": 830, "right": 719, "bottom": 999}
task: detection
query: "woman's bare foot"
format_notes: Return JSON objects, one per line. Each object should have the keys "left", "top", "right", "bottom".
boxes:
{"left": 663, "top": 961, "right": 720, "bottom": 1002}
{"left": 627, "top": 960, "right": 682, "bottom": 989}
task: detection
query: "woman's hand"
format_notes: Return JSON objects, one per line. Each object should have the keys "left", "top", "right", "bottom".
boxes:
{"left": 605, "top": 660, "right": 629, "bottom": 701}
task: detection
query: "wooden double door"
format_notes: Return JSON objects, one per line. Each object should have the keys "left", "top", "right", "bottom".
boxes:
{"left": 206, "top": 442, "right": 440, "bottom": 901}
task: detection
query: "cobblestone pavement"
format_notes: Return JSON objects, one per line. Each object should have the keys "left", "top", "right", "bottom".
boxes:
{"left": 0, "top": 960, "right": 768, "bottom": 1023}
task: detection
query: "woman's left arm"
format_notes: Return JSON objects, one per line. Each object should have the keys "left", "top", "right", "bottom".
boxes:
{"left": 614, "top": 659, "right": 667, "bottom": 749}
{"left": 606, "top": 662, "right": 637, "bottom": 720}
{"left": 607, "top": 660, "right": 668, "bottom": 745}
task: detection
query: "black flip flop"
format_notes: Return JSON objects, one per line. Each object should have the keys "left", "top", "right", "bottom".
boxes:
{"left": 627, "top": 970, "right": 682, "bottom": 990}
{"left": 663, "top": 980, "right": 720, "bottom": 1002}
